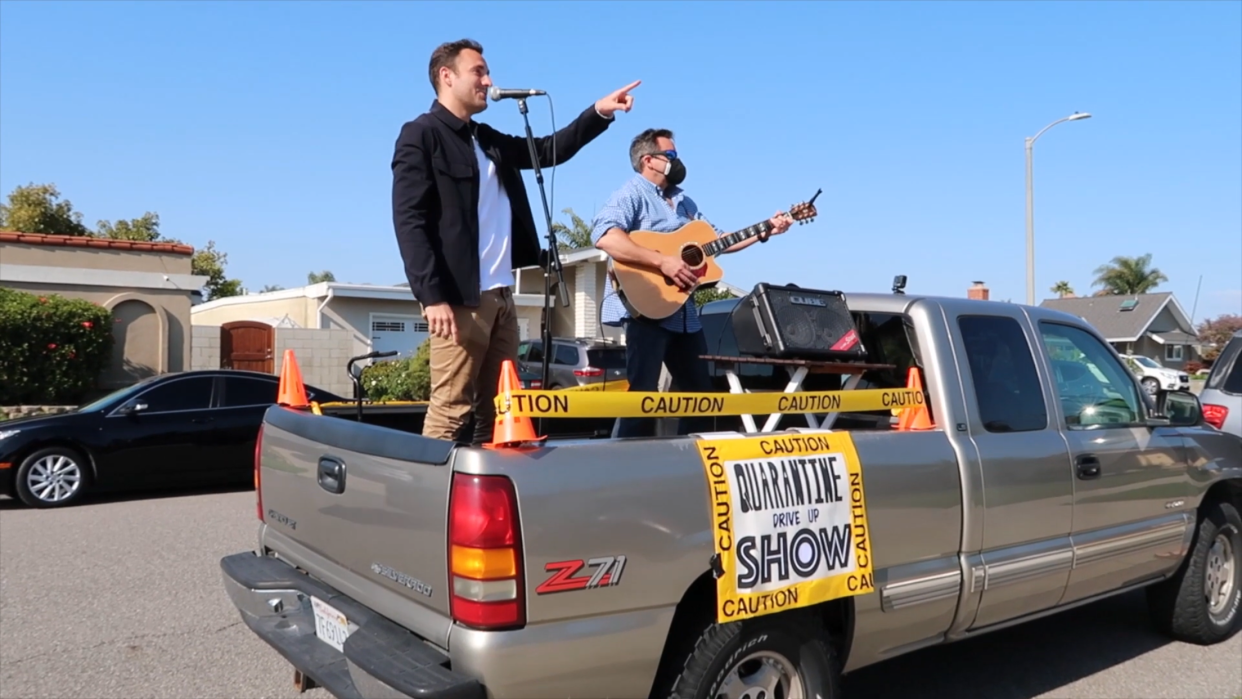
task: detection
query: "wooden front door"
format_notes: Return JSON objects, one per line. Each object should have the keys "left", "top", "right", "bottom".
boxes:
{"left": 221, "top": 321, "right": 274, "bottom": 373}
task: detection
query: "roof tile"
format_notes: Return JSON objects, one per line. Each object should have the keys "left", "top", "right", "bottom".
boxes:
{"left": 0, "top": 231, "right": 194, "bottom": 256}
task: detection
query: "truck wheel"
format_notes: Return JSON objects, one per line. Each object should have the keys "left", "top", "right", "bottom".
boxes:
{"left": 1146, "top": 499, "right": 1242, "bottom": 644}
{"left": 667, "top": 613, "right": 840, "bottom": 699}
{"left": 15, "top": 446, "right": 90, "bottom": 508}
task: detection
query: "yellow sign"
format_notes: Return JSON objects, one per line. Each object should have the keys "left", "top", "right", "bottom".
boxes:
{"left": 696, "top": 431, "right": 874, "bottom": 623}
{"left": 493, "top": 386, "right": 922, "bottom": 419}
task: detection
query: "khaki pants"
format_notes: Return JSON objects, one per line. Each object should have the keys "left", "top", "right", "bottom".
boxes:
{"left": 422, "top": 288, "right": 520, "bottom": 444}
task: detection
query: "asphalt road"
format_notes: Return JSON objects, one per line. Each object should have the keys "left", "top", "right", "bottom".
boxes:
{"left": 1, "top": 486, "right": 1239, "bottom": 699}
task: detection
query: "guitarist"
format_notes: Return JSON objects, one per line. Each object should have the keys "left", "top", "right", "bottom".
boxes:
{"left": 590, "top": 128, "right": 792, "bottom": 438}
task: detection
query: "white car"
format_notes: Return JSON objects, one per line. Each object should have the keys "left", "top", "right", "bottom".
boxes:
{"left": 1121, "top": 353, "right": 1191, "bottom": 395}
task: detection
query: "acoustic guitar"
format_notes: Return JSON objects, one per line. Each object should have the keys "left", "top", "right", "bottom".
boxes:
{"left": 608, "top": 189, "right": 821, "bottom": 320}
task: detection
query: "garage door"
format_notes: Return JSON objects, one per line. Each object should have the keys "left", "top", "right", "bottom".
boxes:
{"left": 370, "top": 314, "right": 429, "bottom": 357}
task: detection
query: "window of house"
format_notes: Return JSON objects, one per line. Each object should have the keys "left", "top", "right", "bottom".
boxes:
{"left": 958, "top": 315, "right": 1048, "bottom": 433}
{"left": 1165, "top": 343, "right": 1184, "bottom": 362}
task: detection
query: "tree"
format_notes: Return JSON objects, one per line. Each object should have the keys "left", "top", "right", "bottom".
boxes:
{"left": 550, "top": 207, "right": 593, "bottom": 251}
{"left": 0, "top": 183, "right": 90, "bottom": 236}
{"left": 1091, "top": 254, "right": 1168, "bottom": 295}
{"left": 1050, "top": 281, "right": 1075, "bottom": 298}
{"left": 1197, "top": 313, "right": 1242, "bottom": 362}
{"left": 694, "top": 286, "right": 737, "bottom": 307}
{"left": 96, "top": 212, "right": 161, "bottom": 241}
{"left": 308, "top": 270, "right": 336, "bottom": 284}
{"left": 192, "top": 241, "right": 244, "bottom": 301}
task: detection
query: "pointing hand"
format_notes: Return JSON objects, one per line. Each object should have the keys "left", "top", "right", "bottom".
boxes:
{"left": 596, "top": 80, "right": 641, "bottom": 118}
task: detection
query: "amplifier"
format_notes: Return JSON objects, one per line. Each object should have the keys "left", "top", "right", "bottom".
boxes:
{"left": 730, "top": 283, "right": 868, "bottom": 360}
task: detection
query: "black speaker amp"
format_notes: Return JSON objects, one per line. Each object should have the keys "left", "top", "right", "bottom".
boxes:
{"left": 730, "top": 283, "right": 868, "bottom": 360}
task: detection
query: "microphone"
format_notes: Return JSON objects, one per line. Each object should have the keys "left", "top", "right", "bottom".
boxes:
{"left": 489, "top": 86, "right": 546, "bottom": 101}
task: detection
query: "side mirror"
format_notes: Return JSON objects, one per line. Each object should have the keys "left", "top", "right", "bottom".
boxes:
{"left": 120, "top": 401, "right": 148, "bottom": 415}
{"left": 1151, "top": 389, "right": 1202, "bottom": 427}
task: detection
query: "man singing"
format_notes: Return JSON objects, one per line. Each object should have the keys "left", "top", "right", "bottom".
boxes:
{"left": 592, "top": 128, "right": 791, "bottom": 438}
{"left": 392, "top": 38, "right": 640, "bottom": 444}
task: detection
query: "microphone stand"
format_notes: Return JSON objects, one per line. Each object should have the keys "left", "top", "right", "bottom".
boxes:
{"left": 515, "top": 96, "right": 569, "bottom": 436}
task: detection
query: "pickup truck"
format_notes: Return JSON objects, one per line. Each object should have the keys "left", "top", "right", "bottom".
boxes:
{"left": 220, "top": 289, "right": 1242, "bottom": 699}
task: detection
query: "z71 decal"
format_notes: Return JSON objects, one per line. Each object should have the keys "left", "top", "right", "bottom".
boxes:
{"left": 535, "top": 556, "right": 627, "bottom": 594}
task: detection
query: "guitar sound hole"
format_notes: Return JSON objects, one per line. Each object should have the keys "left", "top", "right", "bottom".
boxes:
{"left": 681, "top": 246, "right": 704, "bottom": 267}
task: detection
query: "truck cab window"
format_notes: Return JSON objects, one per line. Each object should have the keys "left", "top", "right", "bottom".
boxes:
{"left": 958, "top": 315, "right": 1048, "bottom": 433}
{"left": 1039, "top": 322, "right": 1143, "bottom": 428}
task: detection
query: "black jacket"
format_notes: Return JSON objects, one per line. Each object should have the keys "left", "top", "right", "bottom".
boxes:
{"left": 391, "top": 99, "right": 613, "bottom": 308}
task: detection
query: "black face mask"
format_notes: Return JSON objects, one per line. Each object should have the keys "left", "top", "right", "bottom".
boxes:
{"left": 659, "top": 156, "right": 686, "bottom": 186}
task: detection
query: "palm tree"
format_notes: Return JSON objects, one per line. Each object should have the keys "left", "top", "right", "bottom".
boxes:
{"left": 550, "top": 207, "right": 593, "bottom": 252}
{"left": 1050, "top": 281, "right": 1075, "bottom": 298}
{"left": 1091, "top": 254, "right": 1167, "bottom": 295}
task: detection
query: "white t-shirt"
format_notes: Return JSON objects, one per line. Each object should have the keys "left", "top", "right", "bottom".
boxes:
{"left": 474, "top": 136, "right": 514, "bottom": 291}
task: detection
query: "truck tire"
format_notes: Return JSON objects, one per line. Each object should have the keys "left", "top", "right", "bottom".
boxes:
{"left": 1146, "top": 498, "right": 1242, "bottom": 644}
{"left": 667, "top": 613, "right": 840, "bottom": 699}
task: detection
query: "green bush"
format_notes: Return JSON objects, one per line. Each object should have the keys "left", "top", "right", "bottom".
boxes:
{"left": 359, "top": 338, "right": 431, "bottom": 401}
{"left": 0, "top": 288, "right": 114, "bottom": 404}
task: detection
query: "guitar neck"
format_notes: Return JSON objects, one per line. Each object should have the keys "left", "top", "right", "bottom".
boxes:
{"left": 702, "top": 219, "right": 774, "bottom": 257}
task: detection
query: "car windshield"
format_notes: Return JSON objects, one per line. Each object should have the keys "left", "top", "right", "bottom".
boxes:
{"left": 1132, "top": 356, "right": 1160, "bottom": 368}
{"left": 74, "top": 376, "right": 162, "bottom": 413}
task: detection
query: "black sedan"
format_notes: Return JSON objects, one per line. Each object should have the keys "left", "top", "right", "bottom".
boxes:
{"left": 0, "top": 369, "right": 346, "bottom": 508}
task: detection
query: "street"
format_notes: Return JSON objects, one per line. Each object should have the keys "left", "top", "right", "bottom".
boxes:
{"left": 1, "top": 486, "right": 1239, "bottom": 699}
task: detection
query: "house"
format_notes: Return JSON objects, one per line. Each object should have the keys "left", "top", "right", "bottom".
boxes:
{"left": 0, "top": 231, "right": 209, "bottom": 388}
{"left": 1038, "top": 292, "right": 1202, "bottom": 369}
{"left": 189, "top": 247, "right": 749, "bottom": 364}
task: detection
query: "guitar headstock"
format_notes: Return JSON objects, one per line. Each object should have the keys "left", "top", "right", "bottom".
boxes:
{"left": 787, "top": 188, "right": 822, "bottom": 225}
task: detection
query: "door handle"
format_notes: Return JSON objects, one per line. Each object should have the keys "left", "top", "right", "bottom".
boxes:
{"left": 1076, "top": 454, "right": 1101, "bottom": 480}
{"left": 318, "top": 456, "right": 346, "bottom": 494}
{"left": 192, "top": 417, "right": 214, "bottom": 424}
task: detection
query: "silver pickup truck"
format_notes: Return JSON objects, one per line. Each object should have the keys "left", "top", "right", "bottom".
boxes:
{"left": 220, "top": 290, "right": 1242, "bottom": 699}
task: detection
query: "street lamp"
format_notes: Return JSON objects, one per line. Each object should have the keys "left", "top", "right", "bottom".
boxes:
{"left": 1025, "top": 111, "right": 1091, "bottom": 305}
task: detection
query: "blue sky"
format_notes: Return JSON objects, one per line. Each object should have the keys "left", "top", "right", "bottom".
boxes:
{"left": 2, "top": 0, "right": 1239, "bottom": 323}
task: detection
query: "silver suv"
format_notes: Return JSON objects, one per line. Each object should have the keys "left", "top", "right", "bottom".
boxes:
{"left": 515, "top": 337, "right": 627, "bottom": 390}
{"left": 1200, "top": 329, "right": 1242, "bottom": 436}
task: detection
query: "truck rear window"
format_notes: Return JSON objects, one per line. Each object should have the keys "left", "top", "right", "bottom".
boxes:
{"left": 586, "top": 349, "right": 627, "bottom": 369}
{"left": 958, "top": 315, "right": 1048, "bottom": 433}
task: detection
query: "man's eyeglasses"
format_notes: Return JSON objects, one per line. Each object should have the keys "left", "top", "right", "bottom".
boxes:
{"left": 649, "top": 149, "right": 677, "bottom": 160}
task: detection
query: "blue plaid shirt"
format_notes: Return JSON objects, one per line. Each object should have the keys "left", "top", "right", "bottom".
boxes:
{"left": 591, "top": 175, "right": 723, "bottom": 333}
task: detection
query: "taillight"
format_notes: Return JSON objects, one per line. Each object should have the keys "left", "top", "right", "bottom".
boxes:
{"left": 255, "top": 424, "right": 265, "bottom": 521}
{"left": 1203, "top": 404, "right": 1228, "bottom": 430}
{"left": 448, "top": 473, "right": 524, "bottom": 630}
{"left": 574, "top": 367, "right": 603, "bottom": 377}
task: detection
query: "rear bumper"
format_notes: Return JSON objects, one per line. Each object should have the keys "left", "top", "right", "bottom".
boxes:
{"left": 220, "top": 551, "right": 484, "bottom": 699}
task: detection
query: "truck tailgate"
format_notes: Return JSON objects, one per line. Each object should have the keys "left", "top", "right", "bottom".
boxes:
{"left": 256, "top": 406, "right": 456, "bottom": 647}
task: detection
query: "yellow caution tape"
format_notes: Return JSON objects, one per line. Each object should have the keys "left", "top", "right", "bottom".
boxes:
{"left": 558, "top": 379, "right": 631, "bottom": 392}
{"left": 494, "top": 386, "right": 924, "bottom": 419}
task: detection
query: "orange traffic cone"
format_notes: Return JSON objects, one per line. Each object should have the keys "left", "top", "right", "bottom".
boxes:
{"left": 897, "top": 366, "right": 934, "bottom": 431}
{"left": 483, "top": 360, "right": 546, "bottom": 449}
{"left": 277, "top": 349, "right": 309, "bottom": 409}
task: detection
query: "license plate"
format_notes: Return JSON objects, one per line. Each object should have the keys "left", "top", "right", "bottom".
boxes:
{"left": 310, "top": 596, "right": 353, "bottom": 652}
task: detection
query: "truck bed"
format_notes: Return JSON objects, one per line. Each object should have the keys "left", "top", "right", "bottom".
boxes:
{"left": 244, "top": 399, "right": 965, "bottom": 696}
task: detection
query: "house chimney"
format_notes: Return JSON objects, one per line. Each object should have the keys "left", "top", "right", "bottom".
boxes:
{"left": 968, "top": 281, "right": 989, "bottom": 301}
